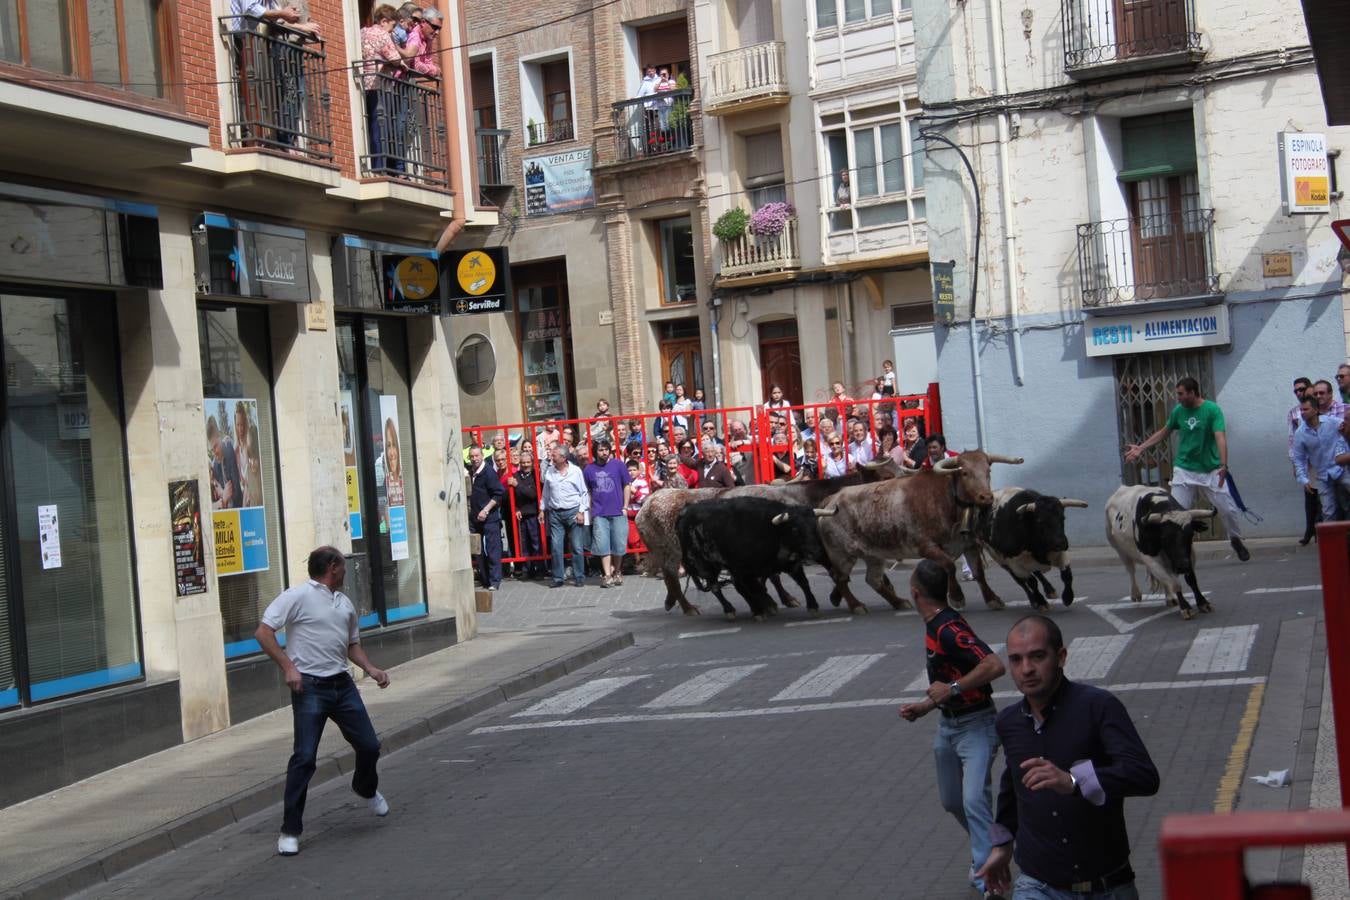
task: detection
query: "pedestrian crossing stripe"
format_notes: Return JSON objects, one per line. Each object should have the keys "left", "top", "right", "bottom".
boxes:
{"left": 771, "top": 654, "right": 885, "bottom": 702}
{"left": 514, "top": 675, "right": 650, "bottom": 717}
{"left": 643, "top": 665, "right": 766, "bottom": 708}
{"left": 1178, "top": 625, "right": 1258, "bottom": 675}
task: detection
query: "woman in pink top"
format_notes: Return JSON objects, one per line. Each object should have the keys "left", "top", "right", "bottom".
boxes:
{"left": 361, "top": 5, "right": 407, "bottom": 173}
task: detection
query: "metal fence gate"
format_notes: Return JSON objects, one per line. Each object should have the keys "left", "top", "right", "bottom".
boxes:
{"left": 1114, "top": 348, "right": 1226, "bottom": 539}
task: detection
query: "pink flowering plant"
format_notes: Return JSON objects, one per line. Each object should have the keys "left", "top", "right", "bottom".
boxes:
{"left": 748, "top": 202, "right": 796, "bottom": 238}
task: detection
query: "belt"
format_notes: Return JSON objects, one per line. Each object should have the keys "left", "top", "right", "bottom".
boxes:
{"left": 1055, "top": 864, "right": 1135, "bottom": 894}
{"left": 301, "top": 672, "right": 350, "bottom": 684}
{"left": 940, "top": 700, "right": 993, "bottom": 719}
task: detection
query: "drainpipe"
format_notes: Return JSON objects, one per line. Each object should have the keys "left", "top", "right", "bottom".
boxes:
{"left": 434, "top": 3, "right": 472, "bottom": 254}
{"left": 987, "top": 0, "right": 1025, "bottom": 386}
{"left": 708, "top": 296, "right": 723, "bottom": 409}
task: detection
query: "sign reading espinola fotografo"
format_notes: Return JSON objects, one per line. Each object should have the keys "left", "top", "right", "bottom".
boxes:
{"left": 440, "top": 246, "right": 511, "bottom": 315}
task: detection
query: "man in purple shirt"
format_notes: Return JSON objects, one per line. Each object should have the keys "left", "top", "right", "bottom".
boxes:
{"left": 584, "top": 440, "right": 632, "bottom": 588}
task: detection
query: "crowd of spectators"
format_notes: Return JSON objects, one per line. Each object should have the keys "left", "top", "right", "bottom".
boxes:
{"left": 1288, "top": 364, "right": 1350, "bottom": 542}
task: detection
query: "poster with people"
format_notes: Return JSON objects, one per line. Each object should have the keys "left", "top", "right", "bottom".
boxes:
{"left": 379, "top": 395, "right": 409, "bottom": 562}
{"left": 340, "top": 390, "right": 362, "bottom": 539}
{"left": 205, "top": 398, "right": 270, "bottom": 576}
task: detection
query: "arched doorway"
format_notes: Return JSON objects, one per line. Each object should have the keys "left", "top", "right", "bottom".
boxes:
{"left": 758, "top": 319, "right": 802, "bottom": 405}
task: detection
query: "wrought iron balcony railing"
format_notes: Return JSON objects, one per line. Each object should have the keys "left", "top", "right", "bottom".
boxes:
{"left": 706, "top": 41, "right": 788, "bottom": 111}
{"left": 526, "top": 119, "right": 574, "bottom": 147}
{"left": 351, "top": 68, "right": 448, "bottom": 187}
{"left": 1062, "top": 0, "right": 1203, "bottom": 72}
{"left": 219, "top": 16, "right": 332, "bottom": 161}
{"left": 477, "top": 128, "right": 511, "bottom": 187}
{"left": 1077, "top": 209, "right": 1219, "bottom": 307}
{"left": 721, "top": 218, "right": 801, "bottom": 280}
{"left": 613, "top": 89, "right": 695, "bottom": 162}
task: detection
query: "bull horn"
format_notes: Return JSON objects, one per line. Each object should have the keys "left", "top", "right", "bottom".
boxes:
{"left": 772, "top": 512, "right": 789, "bottom": 525}
{"left": 1144, "top": 513, "right": 1166, "bottom": 524}
{"left": 1059, "top": 498, "right": 1090, "bottom": 508}
{"left": 934, "top": 457, "right": 963, "bottom": 475}
{"left": 1016, "top": 502, "right": 1036, "bottom": 515}
{"left": 1189, "top": 509, "right": 1217, "bottom": 520}
{"left": 814, "top": 508, "right": 836, "bottom": 518}
{"left": 986, "top": 453, "right": 1025, "bottom": 465}
{"left": 862, "top": 459, "right": 889, "bottom": 469}
{"left": 788, "top": 470, "right": 810, "bottom": 483}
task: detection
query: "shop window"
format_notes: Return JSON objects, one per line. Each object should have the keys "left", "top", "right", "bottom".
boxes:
{"left": 658, "top": 217, "right": 697, "bottom": 304}
{"left": 0, "top": 0, "right": 168, "bottom": 98}
{"left": 456, "top": 333, "right": 496, "bottom": 396}
{"left": 199, "top": 306, "right": 286, "bottom": 659}
{"left": 518, "top": 271, "right": 573, "bottom": 423}
{"left": 2, "top": 293, "right": 140, "bottom": 702}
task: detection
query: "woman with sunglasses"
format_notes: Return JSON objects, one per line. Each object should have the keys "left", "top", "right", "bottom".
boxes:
{"left": 822, "top": 434, "right": 849, "bottom": 478}
{"left": 675, "top": 439, "right": 700, "bottom": 488}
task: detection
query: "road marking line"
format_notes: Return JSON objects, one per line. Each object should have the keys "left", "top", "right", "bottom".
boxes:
{"left": 1088, "top": 601, "right": 1175, "bottom": 634}
{"left": 642, "top": 665, "right": 766, "bottom": 709}
{"left": 678, "top": 627, "right": 742, "bottom": 639}
{"left": 771, "top": 654, "right": 885, "bottom": 701}
{"left": 785, "top": 617, "right": 852, "bottom": 627}
{"left": 1180, "top": 625, "right": 1258, "bottom": 675}
{"left": 1065, "top": 635, "right": 1133, "bottom": 681}
{"left": 513, "top": 675, "right": 650, "bottom": 717}
{"left": 905, "top": 644, "right": 1005, "bottom": 693}
{"left": 473, "top": 676, "right": 1266, "bottom": 733}
{"left": 1215, "top": 683, "right": 1266, "bottom": 813}
{"left": 1245, "top": 584, "right": 1321, "bottom": 594}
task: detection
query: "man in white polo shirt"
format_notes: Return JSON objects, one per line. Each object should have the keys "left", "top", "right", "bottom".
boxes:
{"left": 255, "top": 546, "right": 391, "bottom": 857}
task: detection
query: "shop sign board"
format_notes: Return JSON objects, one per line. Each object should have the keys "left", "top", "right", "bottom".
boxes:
{"left": 441, "top": 246, "right": 511, "bottom": 315}
{"left": 194, "top": 213, "right": 311, "bottom": 302}
{"left": 205, "top": 397, "right": 270, "bottom": 575}
{"left": 931, "top": 261, "right": 956, "bottom": 324}
{"left": 1085, "top": 305, "right": 1230, "bottom": 358}
{"left": 523, "top": 148, "right": 595, "bottom": 216}
{"left": 1278, "top": 132, "right": 1331, "bottom": 215}
{"left": 378, "top": 395, "right": 409, "bottom": 561}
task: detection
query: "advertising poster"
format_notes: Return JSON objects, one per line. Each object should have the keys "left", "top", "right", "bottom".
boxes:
{"left": 38, "top": 504, "right": 61, "bottom": 570}
{"left": 206, "top": 398, "right": 270, "bottom": 576}
{"left": 340, "top": 390, "right": 363, "bottom": 539}
{"left": 379, "top": 395, "right": 409, "bottom": 561}
{"left": 1279, "top": 132, "right": 1331, "bottom": 215}
{"left": 169, "top": 479, "right": 208, "bottom": 597}
{"left": 523, "top": 148, "right": 595, "bottom": 216}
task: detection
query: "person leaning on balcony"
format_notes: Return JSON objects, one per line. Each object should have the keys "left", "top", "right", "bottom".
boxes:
{"left": 835, "top": 169, "right": 851, "bottom": 206}
{"left": 403, "top": 7, "right": 442, "bottom": 77}
{"left": 361, "top": 5, "right": 410, "bottom": 173}
{"left": 230, "top": 1, "right": 320, "bottom": 148}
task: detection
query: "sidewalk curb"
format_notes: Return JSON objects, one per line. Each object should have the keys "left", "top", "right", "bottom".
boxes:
{"left": 4, "top": 630, "right": 635, "bottom": 900}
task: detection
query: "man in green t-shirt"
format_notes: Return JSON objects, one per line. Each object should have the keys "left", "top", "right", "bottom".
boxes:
{"left": 1124, "top": 377, "right": 1250, "bottom": 562}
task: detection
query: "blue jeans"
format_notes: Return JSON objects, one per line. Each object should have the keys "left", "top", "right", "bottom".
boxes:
{"left": 547, "top": 507, "right": 586, "bottom": 584}
{"left": 282, "top": 672, "right": 381, "bottom": 836}
{"left": 591, "top": 514, "right": 627, "bottom": 557}
{"left": 1013, "top": 873, "right": 1139, "bottom": 900}
{"left": 933, "top": 707, "right": 999, "bottom": 890}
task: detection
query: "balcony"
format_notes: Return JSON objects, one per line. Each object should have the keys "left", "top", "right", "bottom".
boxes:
{"left": 1062, "top": 0, "right": 1203, "bottom": 77}
{"left": 612, "top": 90, "right": 695, "bottom": 162}
{"left": 527, "top": 119, "right": 574, "bottom": 147}
{"left": 352, "top": 69, "right": 448, "bottom": 187}
{"left": 477, "top": 128, "right": 511, "bottom": 187}
{"left": 220, "top": 16, "right": 332, "bottom": 162}
{"left": 705, "top": 42, "right": 789, "bottom": 115}
{"left": 720, "top": 218, "right": 800, "bottom": 281}
{"left": 1077, "top": 209, "right": 1219, "bottom": 308}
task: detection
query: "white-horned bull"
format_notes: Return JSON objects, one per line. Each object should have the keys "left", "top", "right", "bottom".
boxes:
{"left": 1105, "top": 484, "right": 1215, "bottom": 621}
{"left": 818, "top": 450, "right": 1024, "bottom": 613}
{"left": 975, "top": 488, "right": 1089, "bottom": 611}
{"left": 677, "top": 496, "right": 835, "bottom": 621}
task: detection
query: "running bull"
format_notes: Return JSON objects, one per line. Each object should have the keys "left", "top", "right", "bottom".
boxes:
{"left": 818, "top": 451, "right": 1024, "bottom": 613}
{"left": 976, "top": 488, "right": 1090, "bottom": 611}
{"left": 677, "top": 496, "right": 834, "bottom": 621}
{"left": 1105, "top": 484, "right": 1215, "bottom": 621}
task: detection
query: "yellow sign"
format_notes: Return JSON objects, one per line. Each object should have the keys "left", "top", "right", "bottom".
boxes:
{"left": 346, "top": 466, "right": 361, "bottom": 515}
{"left": 1295, "top": 176, "right": 1329, "bottom": 207}
{"left": 1262, "top": 252, "right": 1293, "bottom": 278}
{"left": 305, "top": 301, "right": 328, "bottom": 331}
{"left": 456, "top": 251, "right": 496, "bottom": 296}
{"left": 394, "top": 257, "right": 438, "bottom": 300}
{"left": 213, "top": 510, "right": 242, "bottom": 575}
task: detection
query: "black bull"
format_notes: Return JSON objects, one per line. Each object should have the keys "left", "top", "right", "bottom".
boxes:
{"left": 677, "top": 497, "right": 832, "bottom": 621}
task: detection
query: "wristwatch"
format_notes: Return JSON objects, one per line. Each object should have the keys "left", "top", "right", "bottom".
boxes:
{"left": 1069, "top": 772, "right": 1080, "bottom": 795}
{"left": 949, "top": 681, "right": 962, "bottom": 698}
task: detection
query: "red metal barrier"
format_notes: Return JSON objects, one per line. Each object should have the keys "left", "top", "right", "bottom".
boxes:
{"left": 460, "top": 394, "right": 942, "bottom": 567}
{"left": 1158, "top": 521, "right": 1350, "bottom": 897}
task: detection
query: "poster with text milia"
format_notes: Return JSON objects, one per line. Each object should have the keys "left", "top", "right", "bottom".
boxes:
{"left": 206, "top": 398, "right": 270, "bottom": 575}
{"left": 379, "top": 395, "right": 409, "bottom": 561}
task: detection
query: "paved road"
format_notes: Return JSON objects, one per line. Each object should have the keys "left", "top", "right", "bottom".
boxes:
{"left": 86, "top": 547, "right": 1325, "bottom": 899}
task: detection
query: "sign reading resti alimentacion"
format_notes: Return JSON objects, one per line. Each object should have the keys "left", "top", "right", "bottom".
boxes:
{"left": 1085, "top": 305, "right": 1231, "bottom": 358}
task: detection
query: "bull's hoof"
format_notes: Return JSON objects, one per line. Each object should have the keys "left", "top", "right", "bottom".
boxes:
{"left": 1062, "top": 592, "right": 1075, "bottom": 607}
{"left": 1030, "top": 600, "right": 1049, "bottom": 612}
{"left": 664, "top": 597, "right": 677, "bottom": 611}
{"left": 1130, "top": 592, "right": 1143, "bottom": 604}
{"left": 1198, "top": 601, "right": 1214, "bottom": 614}
{"left": 950, "top": 596, "right": 966, "bottom": 611}
{"left": 683, "top": 606, "right": 702, "bottom": 616}
{"left": 808, "top": 607, "right": 822, "bottom": 619}
{"left": 850, "top": 604, "right": 869, "bottom": 616}
{"left": 986, "top": 597, "right": 1007, "bottom": 611}
{"left": 765, "top": 604, "right": 779, "bottom": 617}
{"left": 723, "top": 611, "right": 737, "bottom": 622}
{"left": 753, "top": 614, "right": 767, "bottom": 623}
{"left": 781, "top": 596, "right": 801, "bottom": 608}
{"left": 829, "top": 592, "right": 843, "bottom": 608}
{"left": 1166, "top": 596, "right": 1178, "bottom": 607}
{"left": 1180, "top": 606, "right": 1196, "bottom": 621}
{"left": 1044, "top": 586, "right": 1059, "bottom": 600}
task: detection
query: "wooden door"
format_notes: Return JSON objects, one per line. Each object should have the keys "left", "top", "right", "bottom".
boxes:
{"left": 1115, "top": 0, "right": 1187, "bottom": 57}
{"left": 660, "top": 337, "right": 704, "bottom": 394}
{"left": 1128, "top": 175, "right": 1206, "bottom": 301}
{"left": 759, "top": 326, "right": 803, "bottom": 406}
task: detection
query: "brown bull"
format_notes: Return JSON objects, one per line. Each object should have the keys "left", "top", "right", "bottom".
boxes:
{"left": 817, "top": 450, "right": 1024, "bottom": 613}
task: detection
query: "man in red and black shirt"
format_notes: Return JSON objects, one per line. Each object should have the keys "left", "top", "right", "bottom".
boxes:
{"left": 901, "top": 559, "right": 1008, "bottom": 900}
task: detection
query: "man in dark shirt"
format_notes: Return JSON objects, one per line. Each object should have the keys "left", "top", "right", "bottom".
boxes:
{"left": 468, "top": 445, "right": 505, "bottom": 591}
{"left": 509, "top": 449, "right": 544, "bottom": 579}
{"left": 978, "top": 615, "right": 1159, "bottom": 899}
{"left": 900, "top": 559, "right": 1007, "bottom": 899}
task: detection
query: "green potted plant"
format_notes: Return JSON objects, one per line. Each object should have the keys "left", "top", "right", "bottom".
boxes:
{"left": 527, "top": 117, "right": 538, "bottom": 146}
{"left": 713, "top": 208, "right": 750, "bottom": 243}
{"left": 668, "top": 73, "right": 692, "bottom": 137}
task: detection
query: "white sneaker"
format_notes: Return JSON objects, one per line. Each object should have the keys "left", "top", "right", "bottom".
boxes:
{"left": 277, "top": 833, "right": 300, "bottom": 856}
{"left": 368, "top": 790, "right": 389, "bottom": 816}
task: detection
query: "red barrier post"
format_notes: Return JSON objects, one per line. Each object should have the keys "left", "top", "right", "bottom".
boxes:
{"left": 1160, "top": 810, "right": 1350, "bottom": 897}
{"left": 1318, "top": 521, "right": 1350, "bottom": 827}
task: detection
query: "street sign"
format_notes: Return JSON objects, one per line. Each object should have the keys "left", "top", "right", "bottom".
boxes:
{"left": 441, "top": 246, "right": 511, "bottom": 315}
{"left": 931, "top": 260, "right": 955, "bottom": 324}
{"left": 1333, "top": 219, "right": 1350, "bottom": 252}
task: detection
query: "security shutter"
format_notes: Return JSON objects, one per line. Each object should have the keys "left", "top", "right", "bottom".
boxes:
{"left": 638, "top": 21, "right": 690, "bottom": 76}
{"left": 1119, "top": 111, "right": 1197, "bottom": 182}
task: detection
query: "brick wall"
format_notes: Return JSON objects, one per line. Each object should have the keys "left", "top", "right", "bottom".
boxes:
{"left": 177, "top": 0, "right": 220, "bottom": 143}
